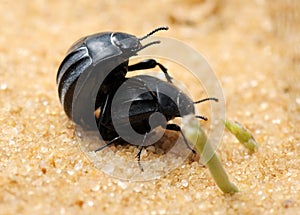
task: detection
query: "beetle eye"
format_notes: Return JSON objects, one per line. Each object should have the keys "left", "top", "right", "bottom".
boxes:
{"left": 111, "top": 33, "right": 122, "bottom": 47}
{"left": 111, "top": 33, "right": 141, "bottom": 51}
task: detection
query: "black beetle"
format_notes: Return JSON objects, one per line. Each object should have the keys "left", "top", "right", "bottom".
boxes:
{"left": 94, "top": 75, "right": 218, "bottom": 171}
{"left": 56, "top": 26, "right": 171, "bottom": 127}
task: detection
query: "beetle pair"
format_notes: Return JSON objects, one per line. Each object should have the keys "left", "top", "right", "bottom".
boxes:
{"left": 57, "top": 27, "right": 217, "bottom": 171}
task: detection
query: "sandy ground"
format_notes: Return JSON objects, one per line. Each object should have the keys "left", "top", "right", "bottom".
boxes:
{"left": 1, "top": 0, "right": 300, "bottom": 214}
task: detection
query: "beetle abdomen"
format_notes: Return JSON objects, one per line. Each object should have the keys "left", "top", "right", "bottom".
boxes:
{"left": 57, "top": 46, "right": 92, "bottom": 119}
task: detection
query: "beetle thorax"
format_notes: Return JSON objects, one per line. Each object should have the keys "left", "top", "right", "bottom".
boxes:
{"left": 157, "top": 92, "right": 195, "bottom": 121}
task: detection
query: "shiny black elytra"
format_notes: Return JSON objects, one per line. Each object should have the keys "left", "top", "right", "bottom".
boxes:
{"left": 56, "top": 27, "right": 218, "bottom": 171}
{"left": 94, "top": 74, "right": 217, "bottom": 171}
{"left": 56, "top": 26, "right": 171, "bottom": 123}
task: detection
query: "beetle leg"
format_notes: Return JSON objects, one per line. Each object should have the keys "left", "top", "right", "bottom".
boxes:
{"left": 136, "top": 146, "right": 144, "bottom": 172}
{"left": 98, "top": 94, "right": 111, "bottom": 125}
{"left": 128, "top": 59, "right": 173, "bottom": 83}
{"left": 166, "top": 124, "right": 196, "bottom": 154}
{"left": 94, "top": 136, "right": 121, "bottom": 152}
{"left": 135, "top": 132, "right": 149, "bottom": 172}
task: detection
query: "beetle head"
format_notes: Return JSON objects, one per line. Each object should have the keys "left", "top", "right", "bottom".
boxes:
{"left": 111, "top": 33, "right": 142, "bottom": 53}
{"left": 111, "top": 26, "right": 169, "bottom": 55}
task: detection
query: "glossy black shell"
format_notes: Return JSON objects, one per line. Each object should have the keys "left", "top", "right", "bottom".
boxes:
{"left": 98, "top": 75, "right": 195, "bottom": 141}
{"left": 56, "top": 32, "right": 142, "bottom": 123}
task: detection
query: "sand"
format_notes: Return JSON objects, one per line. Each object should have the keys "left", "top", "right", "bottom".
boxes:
{"left": 1, "top": 0, "right": 299, "bottom": 214}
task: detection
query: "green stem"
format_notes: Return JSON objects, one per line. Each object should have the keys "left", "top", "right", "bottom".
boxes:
{"left": 183, "top": 117, "right": 238, "bottom": 193}
{"left": 203, "top": 145, "right": 239, "bottom": 193}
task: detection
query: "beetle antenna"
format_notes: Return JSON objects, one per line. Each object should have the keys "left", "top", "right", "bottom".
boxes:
{"left": 139, "top": 26, "right": 169, "bottom": 41}
{"left": 194, "top": 97, "right": 218, "bottom": 121}
{"left": 138, "top": 40, "right": 161, "bottom": 52}
{"left": 195, "top": 115, "right": 208, "bottom": 121}
{"left": 194, "top": 97, "right": 218, "bottom": 104}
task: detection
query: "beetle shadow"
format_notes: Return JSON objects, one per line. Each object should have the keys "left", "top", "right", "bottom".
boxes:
{"left": 77, "top": 124, "right": 200, "bottom": 173}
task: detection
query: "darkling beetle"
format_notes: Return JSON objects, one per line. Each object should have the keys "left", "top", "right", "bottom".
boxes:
{"left": 57, "top": 26, "right": 171, "bottom": 122}
{"left": 95, "top": 75, "right": 218, "bottom": 171}
{"left": 56, "top": 26, "right": 218, "bottom": 171}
